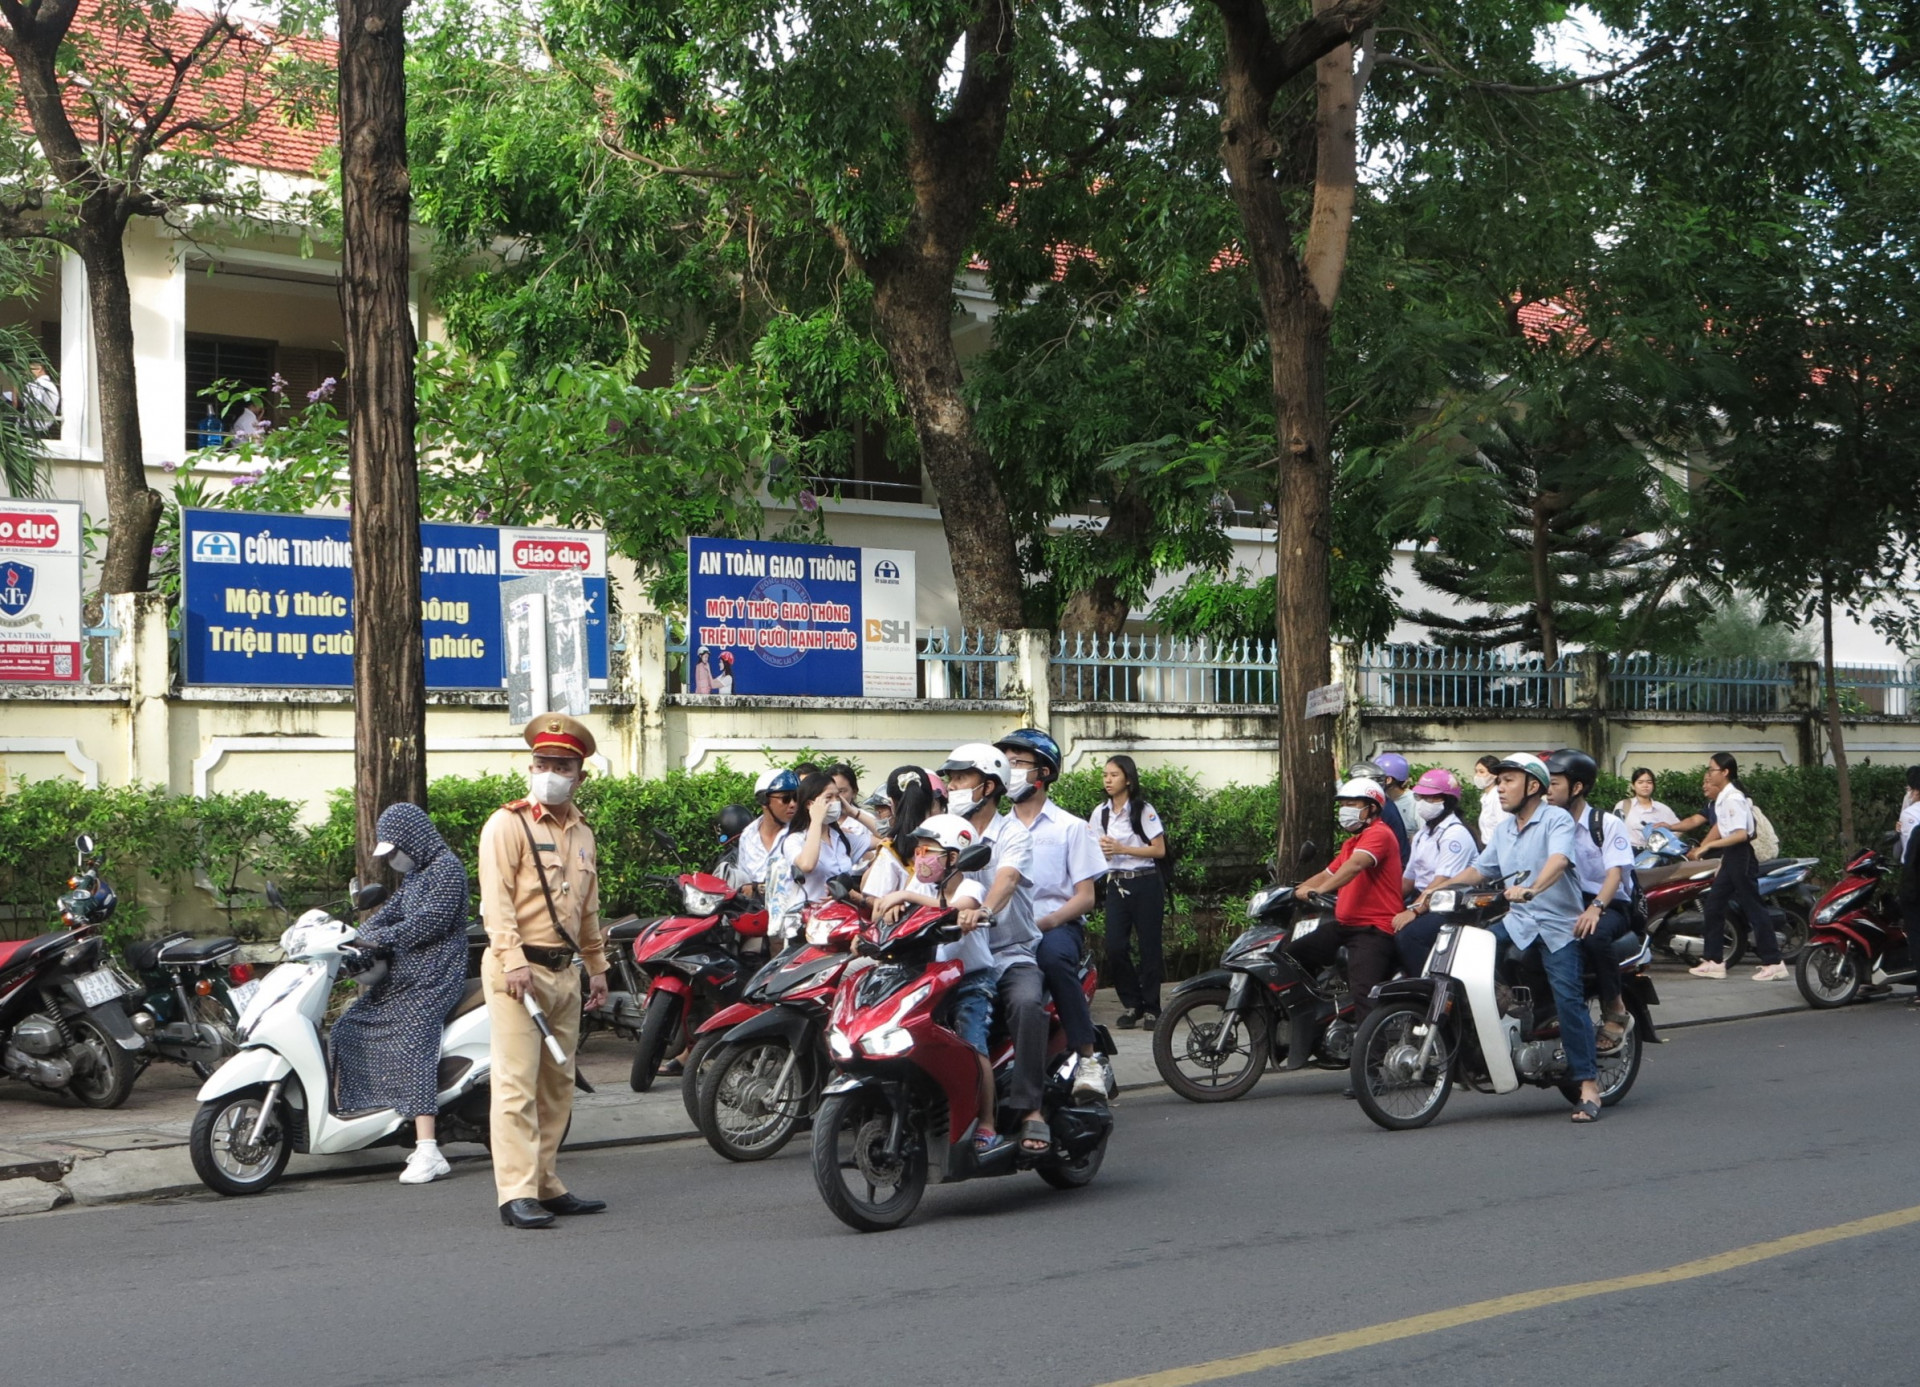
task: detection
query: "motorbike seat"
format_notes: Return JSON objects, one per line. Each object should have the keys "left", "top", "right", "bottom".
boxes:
{"left": 0, "top": 929, "right": 78, "bottom": 975}
{"left": 125, "top": 932, "right": 193, "bottom": 971}
{"left": 605, "top": 915, "right": 651, "bottom": 943}
{"left": 1754, "top": 858, "right": 1794, "bottom": 877}
{"left": 153, "top": 935, "right": 240, "bottom": 965}
{"left": 448, "top": 976, "right": 487, "bottom": 1022}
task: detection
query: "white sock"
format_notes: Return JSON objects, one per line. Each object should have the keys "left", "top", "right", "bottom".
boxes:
{"left": 415, "top": 1140, "right": 440, "bottom": 1154}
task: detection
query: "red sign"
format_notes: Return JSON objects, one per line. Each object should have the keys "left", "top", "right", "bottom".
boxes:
{"left": 0, "top": 512, "right": 61, "bottom": 547}
{"left": 510, "top": 539, "right": 593, "bottom": 571}
{"left": 0, "top": 640, "right": 80, "bottom": 681}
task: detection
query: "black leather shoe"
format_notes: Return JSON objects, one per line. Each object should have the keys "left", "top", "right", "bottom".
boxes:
{"left": 538, "top": 1192, "right": 607, "bottom": 1217}
{"left": 500, "top": 1199, "right": 557, "bottom": 1229}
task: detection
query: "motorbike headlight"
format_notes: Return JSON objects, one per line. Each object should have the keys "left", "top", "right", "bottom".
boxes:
{"left": 1292, "top": 916, "right": 1321, "bottom": 940}
{"left": 861, "top": 1026, "right": 915, "bottom": 1058}
{"left": 1247, "top": 888, "right": 1277, "bottom": 917}
{"left": 1814, "top": 885, "right": 1869, "bottom": 926}
{"left": 683, "top": 886, "right": 722, "bottom": 917}
{"left": 1427, "top": 889, "right": 1458, "bottom": 914}
{"left": 828, "top": 1028, "right": 854, "bottom": 1062}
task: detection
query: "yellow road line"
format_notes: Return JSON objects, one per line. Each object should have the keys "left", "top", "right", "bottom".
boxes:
{"left": 1095, "top": 1204, "right": 1920, "bottom": 1387}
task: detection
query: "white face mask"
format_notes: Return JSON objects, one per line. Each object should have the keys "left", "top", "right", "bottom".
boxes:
{"left": 529, "top": 770, "right": 577, "bottom": 806}
{"left": 1337, "top": 805, "right": 1365, "bottom": 831}
{"left": 1415, "top": 800, "right": 1446, "bottom": 825}
{"left": 1006, "top": 768, "right": 1037, "bottom": 802}
{"left": 1473, "top": 772, "right": 1495, "bottom": 791}
{"left": 388, "top": 849, "right": 417, "bottom": 875}
{"left": 948, "top": 787, "right": 982, "bottom": 818}
{"left": 824, "top": 800, "right": 843, "bottom": 824}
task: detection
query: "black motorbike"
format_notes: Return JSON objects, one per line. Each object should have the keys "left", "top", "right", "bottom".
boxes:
{"left": 1151, "top": 881, "right": 1344, "bottom": 1101}
{"left": 0, "top": 835, "right": 150, "bottom": 1107}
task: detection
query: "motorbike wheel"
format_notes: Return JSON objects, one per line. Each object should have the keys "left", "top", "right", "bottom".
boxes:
{"left": 1352, "top": 1003, "right": 1453, "bottom": 1132}
{"left": 811, "top": 1087, "right": 926, "bottom": 1232}
{"left": 1036, "top": 1128, "right": 1109, "bottom": 1191}
{"left": 66, "top": 1013, "right": 140, "bottom": 1109}
{"left": 1151, "top": 988, "right": 1268, "bottom": 1103}
{"left": 1563, "top": 1001, "right": 1641, "bottom": 1108}
{"left": 698, "top": 1039, "right": 804, "bottom": 1162}
{"left": 1796, "top": 942, "right": 1862, "bottom": 1009}
{"left": 189, "top": 1087, "right": 293, "bottom": 1195}
{"left": 629, "top": 992, "right": 682, "bottom": 1093}
{"left": 1770, "top": 903, "right": 1811, "bottom": 962}
{"left": 682, "top": 1032, "right": 726, "bottom": 1128}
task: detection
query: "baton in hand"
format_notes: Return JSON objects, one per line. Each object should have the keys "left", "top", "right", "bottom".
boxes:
{"left": 521, "top": 991, "right": 569, "bottom": 1065}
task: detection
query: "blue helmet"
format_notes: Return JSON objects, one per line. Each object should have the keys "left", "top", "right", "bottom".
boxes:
{"left": 754, "top": 768, "right": 799, "bottom": 804}
{"left": 994, "top": 727, "right": 1062, "bottom": 781}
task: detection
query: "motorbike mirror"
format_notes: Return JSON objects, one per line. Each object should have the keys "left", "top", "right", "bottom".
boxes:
{"left": 75, "top": 833, "right": 95, "bottom": 857}
{"left": 265, "top": 881, "right": 286, "bottom": 911}
{"left": 953, "top": 843, "right": 993, "bottom": 874}
{"left": 353, "top": 882, "right": 390, "bottom": 912}
{"left": 1296, "top": 840, "right": 1319, "bottom": 864}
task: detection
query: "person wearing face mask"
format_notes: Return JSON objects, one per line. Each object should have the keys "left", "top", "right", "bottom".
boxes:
{"left": 1899, "top": 766, "right": 1920, "bottom": 1006}
{"left": 857, "top": 766, "right": 940, "bottom": 902}
{"left": 1474, "top": 754, "right": 1509, "bottom": 847}
{"left": 329, "top": 802, "right": 470, "bottom": 1185}
{"left": 1346, "top": 760, "right": 1411, "bottom": 865}
{"left": 736, "top": 768, "right": 800, "bottom": 897}
{"left": 781, "top": 773, "right": 857, "bottom": 905}
{"left": 478, "top": 714, "right": 609, "bottom": 1229}
{"left": 1285, "top": 780, "right": 1405, "bottom": 1028}
{"left": 825, "top": 762, "right": 879, "bottom": 866}
{"left": 1389, "top": 769, "right": 1478, "bottom": 975}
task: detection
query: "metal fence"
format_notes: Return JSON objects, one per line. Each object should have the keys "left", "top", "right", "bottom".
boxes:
{"left": 1826, "top": 662, "right": 1920, "bottom": 717}
{"left": 1608, "top": 654, "right": 1792, "bottom": 714}
{"left": 919, "top": 628, "right": 1018, "bottom": 699}
{"left": 1051, "top": 632, "right": 1278, "bottom": 704}
{"left": 1356, "top": 644, "right": 1574, "bottom": 709}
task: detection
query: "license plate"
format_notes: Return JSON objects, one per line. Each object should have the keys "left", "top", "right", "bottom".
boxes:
{"left": 227, "top": 979, "right": 260, "bottom": 1013}
{"left": 74, "top": 967, "right": 123, "bottom": 1007}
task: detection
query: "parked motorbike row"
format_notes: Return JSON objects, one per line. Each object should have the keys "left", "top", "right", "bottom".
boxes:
{"left": 4, "top": 817, "right": 1909, "bottom": 1228}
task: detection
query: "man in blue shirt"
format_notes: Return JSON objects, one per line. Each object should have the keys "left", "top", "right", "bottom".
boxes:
{"left": 1412, "top": 752, "right": 1602, "bottom": 1122}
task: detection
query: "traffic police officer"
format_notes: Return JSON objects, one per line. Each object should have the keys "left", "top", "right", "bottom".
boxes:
{"left": 479, "top": 713, "right": 609, "bottom": 1229}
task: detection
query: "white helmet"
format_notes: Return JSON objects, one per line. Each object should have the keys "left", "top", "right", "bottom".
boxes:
{"left": 937, "top": 742, "right": 1011, "bottom": 793}
{"left": 907, "top": 813, "right": 977, "bottom": 854}
{"left": 1335, "top": 777, "right": 1387, "bottom": 808}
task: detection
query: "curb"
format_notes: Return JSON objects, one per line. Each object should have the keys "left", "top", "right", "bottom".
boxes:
{"left": 0, "top": 1000, "right": 1823, "bottom": 1218}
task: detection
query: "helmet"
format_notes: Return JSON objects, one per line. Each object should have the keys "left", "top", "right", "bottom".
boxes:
{"left": 1412, "top": 768, "right": 1462, "bottom": 798}
{"left": 938, "top": 742, "right": 1011, "bottom": 794}
{"left": 1546, "top": 748, "right": 1599, "bottom": 796}
{"left": 1346, "top": 760, "right": 1387, "bottom": 783}
{"left": 907, "top": 813, "right": 977, "bottom": 854}
{"left": 994, "top": 728, "right": 1062, "bottom": 780}
{"left": 719, "top": 652, "right": 734, "bottom": 667}
{"left": 1335, "top": 777, "right": 1388, "bottom": 808}
{"left": 697, "top": 644, "right": 711, "bottom": 655}
{"left": 717, "top": 804, "right": 755, "bottom": 840}
{"left": 1375, "top": 752, "right": 1411, "bottom": 785}
{"left": 753, "top": 767, "right": 799, "bottom": 803}
{"left": 1493, "top": 752, "right": 1552, "bottom": 795}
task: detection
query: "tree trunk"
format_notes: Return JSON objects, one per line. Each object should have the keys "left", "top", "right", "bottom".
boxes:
{"left": 868, "top": 268, "right": 1025, "bottom": 633}
{"left": 339, "top": 0, "right": 427, "bottom": 880}
{"left": 1820, "top": 572, "right": 1854, "bottom": 849}
{"left": 77, "top": 219, "right": 166, "bottom": 594}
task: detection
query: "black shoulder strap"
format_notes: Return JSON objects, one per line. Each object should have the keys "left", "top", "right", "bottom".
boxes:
{"left": 1131, "top": 798, "right": 1147, "bottom": 842}
{"left": 1100, "top": 805, "right": 1110, "bottom": 832}
{"left": 514, "top": 809, "right": 579, "bottom": 953}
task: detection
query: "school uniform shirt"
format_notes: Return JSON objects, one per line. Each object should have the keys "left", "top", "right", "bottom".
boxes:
{"left": 1017, "top": 798, "right": 1109, "bottom": 922}
{"left": 1406, "top": 817, "right": 1477, "bottom": 891}
{"left": 1478, "top": 789, "right": 1510, "bottom": 847}
{"left": 840, "top": 817, "right": 876, "bottom": 864}
{"left": 1571, "top": 805, "right": 1636, "bottom": 901}
{"left": 1093, "top": 798, "right": 1165, "bottom": 874}
{"left": 1615, "top": 798, "right": 1678, "bottom": 851}
{"left": 1711, "top": 781, "right": 1754, "bottom": 845}
{"left": 735, "top": 816, "right": 786, "bottom": 891}
{"left": 1473, "top": 804, "right": 1582, "bottom": 952}
{"left": 861, "top": 843, "right": 910, "bottom": 899}
{"left": 1900, "top": 798, "right": 1920, "bottom": 858}
{"left": 780, "top": 823, "right": 857, "bottom": 903}
{"left": 938, "top": 880, "right": 995, "bottom": 975}
{"left": 968, "top": 813, "right": 1041, "bottom": 975}
{"left": 1327, "top": 819, "right": 1404, "bottom": 932}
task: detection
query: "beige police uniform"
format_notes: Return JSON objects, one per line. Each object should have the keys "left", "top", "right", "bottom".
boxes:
{"left": 478, "top": 715, "right": 606, "bottom": 1204}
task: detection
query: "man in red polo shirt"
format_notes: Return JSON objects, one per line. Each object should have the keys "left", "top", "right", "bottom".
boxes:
{"left": 1284, "top": 778, "right": 1405, "bottom": 1021}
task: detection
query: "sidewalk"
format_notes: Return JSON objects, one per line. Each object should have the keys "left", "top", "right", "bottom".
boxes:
{"left": 0, "top": 964, "right": 1814, "bottom": 1217}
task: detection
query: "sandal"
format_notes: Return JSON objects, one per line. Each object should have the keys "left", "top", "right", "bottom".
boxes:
{"left": 1019, "top": 1117, "right": 1052, "bottom": 1155}
{"left": 1570, "top": 1100, "right": 1602, "bottom": 1124}
{"left": 658, "top": 1059, "right": 685, "bottom": 1078}
{"left": 1596, "top": 1013, "right": 1629, "bottom": 1053}
{"left": 974, "top": 1127, "right": 1009, "bottom": 1155}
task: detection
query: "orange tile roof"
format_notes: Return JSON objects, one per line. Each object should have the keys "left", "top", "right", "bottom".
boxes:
{"left": 2, "top": 2, "right": 338, "bottom": 178}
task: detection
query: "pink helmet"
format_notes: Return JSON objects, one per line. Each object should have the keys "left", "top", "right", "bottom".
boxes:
{"left": 1413, "top": 767, "right": 1463, "bottom": 798}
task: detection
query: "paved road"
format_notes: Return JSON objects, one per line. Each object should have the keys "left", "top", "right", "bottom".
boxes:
{"left": 4, "top": 1004, "right": 1917, "bottom": 1387}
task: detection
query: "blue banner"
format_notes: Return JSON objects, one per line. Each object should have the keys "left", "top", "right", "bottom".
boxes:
{"left": 181, "top": 510, "right": 608, "bottom": 689}
{"left": 687, "top": 537, "right": 916, "bottom": 697}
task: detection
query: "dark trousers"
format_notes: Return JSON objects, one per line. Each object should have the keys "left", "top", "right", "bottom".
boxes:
{"left": 1903, "top": 900, "right": 1920, "bottom": 993}
{"left": 1105, "top": 870, "right": 1165, "bottom": 1015}
{"left": 1036, "top": 922, "right": 1097, "bottom": 1051}
{"left": 1702, "top": 842, "right": 1779, "bottom": 964}
{"left": 1578, "top": 897, "right": 1639, "bottom": 1012}
{"left": 1396, "top": 913, "right": 1442, "bottom": 976}
{"left": 1284, "top": 923, "right": 1398, "bottom": 1021}
{"left": 996, "top": 963, "right": 1048, "bottom": 1113}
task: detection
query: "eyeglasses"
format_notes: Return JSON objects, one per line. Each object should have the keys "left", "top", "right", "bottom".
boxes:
{"left": 767, "top": 793, "right": 796, "bottom": 804}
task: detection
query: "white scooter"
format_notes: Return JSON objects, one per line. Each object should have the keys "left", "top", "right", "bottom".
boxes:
{"left": 189, "top": 883, "right": 494, "bottom": 1196}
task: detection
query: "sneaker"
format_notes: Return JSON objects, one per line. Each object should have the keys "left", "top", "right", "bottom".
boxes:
{"left": 1751, "top": 963, "right": 1789, "bottom": 982}
{"left": 1114, "top": 1010, "right": 1141, "bottom": 1031}
{"left": 1073, "top": 1053, "right": 1115, "bottom": 1102}
{"left": 399, "top": 1144, "right": 451, "bottom": 1185}
{"left": 1688, "top": 960, "right": 1727, "bottom": 980}
{"left": 1139, "top": 1011, "right": 1159, "bottom": 1033}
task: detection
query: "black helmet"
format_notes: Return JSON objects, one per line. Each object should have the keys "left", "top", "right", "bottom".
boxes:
{"left": 994, "top": 727, "right": 1063, "bottom": 781}
{"left": 1546, "top": 748, "right": 1599, "bottom": 798}
{"left": 717, "top": 804, "right": 756, "bottom": 841}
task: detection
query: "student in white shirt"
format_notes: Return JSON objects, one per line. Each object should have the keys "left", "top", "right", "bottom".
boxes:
{"left": 1688, "top": 753, "right": 1786, "bottom": 981}
{"left": 857, "top": 765, "right": 941, "bottom": 902}
{"left": 1390, "top": 768, "right": 1480, "bottom": 975}
{"left": 735, "top": 768, "right": 798, "bottom": 896}
{"left": 825, "top": 762, "right": 878, "bottom": 867}
{"left": 1093, "top": 754, "right": 1167, "bottom": 1028}
{"left": 1897, "top": 767, "right": 1920, "bottom": 1005}
{"left": 996, "top": 729, "right": 1113, "bottom": 1103}
{"left": 1615, "top": 767, "right": 1677, "bottom": 851}
{"left": 1473, "top": 754, "right": 1509, "bottom": 846}
{"left": 1548, "top": 749, "right": 1639, "bottom": 1051}
{"left": 780, "top": 772, "right": 857, "bottom": 904}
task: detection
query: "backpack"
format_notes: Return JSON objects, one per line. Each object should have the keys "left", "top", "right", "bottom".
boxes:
{"left": 1101, "top": 801, "right": 1175, "bottom": 889}
{"left": 1750, "top": 801, "right": 1780, "bottom": 861}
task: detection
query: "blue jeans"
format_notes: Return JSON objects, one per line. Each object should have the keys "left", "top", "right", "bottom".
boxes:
{"left": 1489, "top": 922, "right": 1598, "bottom": 1083}
{"left": 1036, "top": 920, "right": 1096, "bottom": 1051}
{"left": 952, "top": 973, "right": 996, "bottom": 1056}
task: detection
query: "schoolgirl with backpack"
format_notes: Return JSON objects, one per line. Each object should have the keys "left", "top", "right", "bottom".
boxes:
{"left": 1092, "top": 755, "right": 1169, "bottom": 1030}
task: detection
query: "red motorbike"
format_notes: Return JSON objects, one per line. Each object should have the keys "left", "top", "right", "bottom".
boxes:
{"left": 626, "top": 852, "right": 771, "bottom": 1093}
{"left": 690, "top": 897, "right": 866, "bottom": 1161}
{"left": 809, "top": 848, "right": 1114, "bottom": 1231}
{"left": 1795, "top": 837, "right": 1912, "bottom": 1008}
